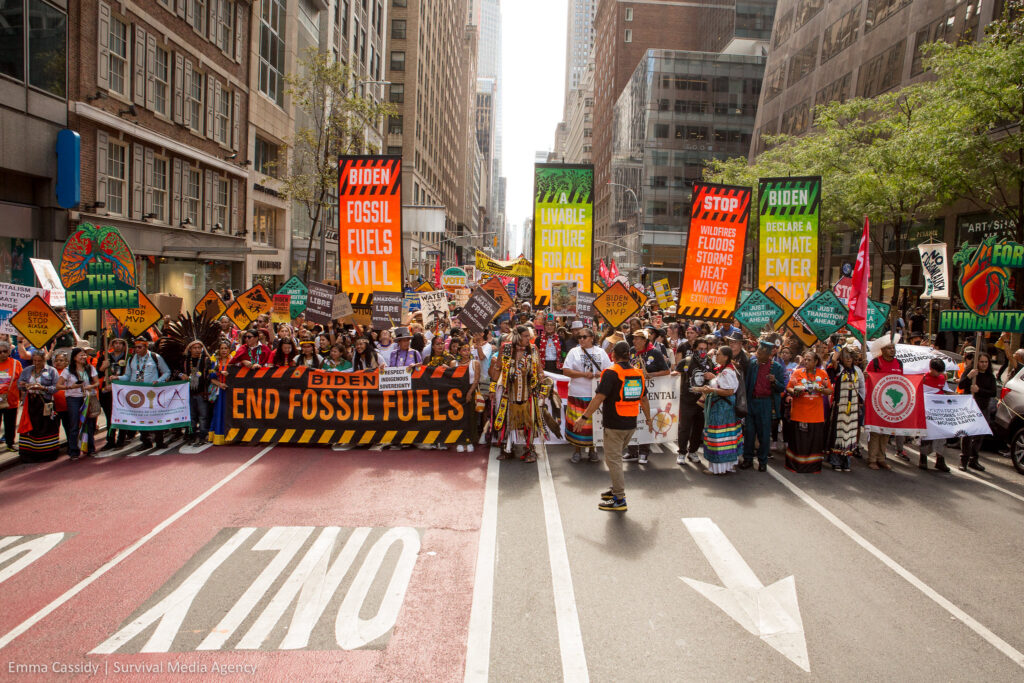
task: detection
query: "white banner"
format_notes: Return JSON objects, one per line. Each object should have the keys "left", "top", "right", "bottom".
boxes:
{"left": 918, "top": 243, "right": 949, "bottom": 300}
{"left": 111, "top": 380, "right": 191, "bottom": 430}
{"left": 0, "top": 283, "right": 45, "bottom": 335}
{"left": 924, "top": 394, "right": 992, "bottom": 440}
{"left": 868, "top": 344, "right": 958, "bottom": 375}
{"left": 29, "top": 258, "right": 65, "bottom": 307}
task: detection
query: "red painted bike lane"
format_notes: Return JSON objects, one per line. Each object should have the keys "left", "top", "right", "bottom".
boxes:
{"left": 0, "top": 446, "right": 487, "bottom": 681}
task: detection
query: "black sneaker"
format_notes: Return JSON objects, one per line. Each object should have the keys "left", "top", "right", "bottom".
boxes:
{"left": 136, "top": 442, "right": 154, "bottom": 453}
{"left": 622, "top": 453, "right": 640, "bottom": 463}
{"left": 598, "top": 495, "right": 627, "bottom": 512}
{"left": 600, "top": 488, "right": 614, "bottom": 500}
{"left": 758, "top": 462, "right": 767, "bottom": 472}
{"left": 588, "top": 449, "right": 600, "bottom": 463}
{"left": 739, "top": 460, "right": 754, "bottom": 470}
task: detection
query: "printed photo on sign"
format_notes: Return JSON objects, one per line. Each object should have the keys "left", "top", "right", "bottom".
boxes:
{"left": 549, "top": 280, "right": 579, "bottom": 317}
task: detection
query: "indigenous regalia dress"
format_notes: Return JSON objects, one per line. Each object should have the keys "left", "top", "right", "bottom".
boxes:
{"left": 827, "top": 365, "right": 863, "bottom": 468}
{"left": 786, "top": 367, "right": 832, "bottom": 473}
{"left": 492, "top": 342, "right": 545, "bottom": 446}
{"left": 17, "top": 366, "right": 60, "bottom": 462}
{"left": 703, "top": 365, "right": 743, "bottom": 473}
{"left": 209, "top": 357, "right": 230, "bottom": 445}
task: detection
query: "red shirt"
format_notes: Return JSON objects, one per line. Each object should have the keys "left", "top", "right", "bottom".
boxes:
{"left": 923, "top": 373, "right": 946, "bottom": 394}
{"left": 868, "top": 356, "right": 903, "bottom": 374}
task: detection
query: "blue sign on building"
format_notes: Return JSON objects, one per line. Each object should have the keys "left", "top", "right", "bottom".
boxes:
{"left": 56, "top": 129, "right": 81, "bottom": 209}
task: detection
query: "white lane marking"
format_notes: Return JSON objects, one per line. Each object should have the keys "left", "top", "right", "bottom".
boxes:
{"left": 768, "top": 467, "right": 1024, "bottom": 669}
{"left": 902, "top": 447, "right": 1024, "bottom": 505}
{"left": 0, "top": 444, "right": 276, "bottom": 651}
{"left": 464, "top": 448, "right": 500, "bottom": 683}
{"left": 537, "top": 442, "right": 590, "bottom": 682}
{"left": 680, "top": 518, "right": 809, "bottom": 672}
{"left": 148, "top": 438, "right": 183, "bottom": 456}
{"left": 0, "top": 534, "right": 66, "bottom": 586}
{"left": 180, "top": 443, "right": 213, "bottom": 455}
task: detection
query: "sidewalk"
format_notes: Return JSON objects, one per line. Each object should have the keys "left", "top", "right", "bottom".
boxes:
{"left": 0, "top": 414, "right": 111, "bottom": 473}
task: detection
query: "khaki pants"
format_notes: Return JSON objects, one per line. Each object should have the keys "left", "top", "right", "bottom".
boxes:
{"left": 867, "top": 432, "right": 889, "bottom": 464}
{"left": 603, "top": 427, "right": 635, "bottom": 498}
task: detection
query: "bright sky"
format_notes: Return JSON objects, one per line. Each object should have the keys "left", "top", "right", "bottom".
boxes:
{"left": 501, "top": 0, "right": 568, "bottom": 255}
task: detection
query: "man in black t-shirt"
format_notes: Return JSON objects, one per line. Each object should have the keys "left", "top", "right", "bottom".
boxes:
{"left": 627, "top": 329, "right": 669, "bottom": 463}
{"left": 574, "top": 341, "right": 652, "bottom": 512}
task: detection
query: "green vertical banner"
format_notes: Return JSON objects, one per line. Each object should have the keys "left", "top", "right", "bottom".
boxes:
{"left": 757, "top": 176, "right": 821, "bottom": 307}
{"left": 532, "top": 164, "right": 594, "bottom": 307}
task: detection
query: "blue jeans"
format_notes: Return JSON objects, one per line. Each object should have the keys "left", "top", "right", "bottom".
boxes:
{"left": 743, "top": 397, "right": 773, "bottom": 464}
{"left": 190, "top": 394, "right": 211, "bottom": 436}
{"left": 66, "top": 396, "right": 94, "bottom": 456}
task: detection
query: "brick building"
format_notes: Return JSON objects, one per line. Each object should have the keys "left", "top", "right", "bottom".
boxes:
{"left": 69, "top": 0, "right": 251, "bottom": 324}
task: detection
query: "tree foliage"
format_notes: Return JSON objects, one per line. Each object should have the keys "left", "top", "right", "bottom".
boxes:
{"left": 276, "top": 48, "right": 397, "bottom": 282}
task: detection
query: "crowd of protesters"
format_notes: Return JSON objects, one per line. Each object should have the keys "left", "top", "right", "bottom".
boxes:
{"left": 0, "top": 286, "right": 1017, "bottom": 513}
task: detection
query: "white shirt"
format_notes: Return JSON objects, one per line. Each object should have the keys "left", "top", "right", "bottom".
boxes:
{"left": 711, "top": 366, "right": 738, "bottom": 394}
{"left": 60, "top": 366, "right": 97, "bottom": 398}
{"left": 562, "top": 344, "right": 612, "bottom": 398}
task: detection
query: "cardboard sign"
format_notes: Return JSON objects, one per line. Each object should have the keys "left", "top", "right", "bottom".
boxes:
{"left": 653, "top": 279, "right": 673, "bottom": 309}
{"left": 419, "top": 290, "right": 451, "bottom": 329}
{"left": 593, "top": 281, "right": 640, "bottom": 329}
{"left": 59, "top": 223, "right": 139, "bottom": 310}
{"left": 9, "top": 295, "right": 64, "bottom": 349}
{"left": 194, "top": 289, "right": 226, "bottom": 320}
{"left": 415, "top": 281, "right": 435, "bottom": 293}
{"left": 271, "top": 294, "right": 292, "bottom": 324}
{"left": 225, "top": 300, "right": 252, "bottom": 330}
{"left": 371, "top": 291, "right": 403, "bottom": 329}
{"left": 304, "top": 281, "right": 337, "bottom": 325}
{"left": 796, "top": 290, "right": 848, "bottom": 341}
{"left": 0, "top": 283, "right": 45, "bottom": 335}
{"left": 109, "top": 290, "right": 164, "bottom": 337}
{"left": 337, "top": 156, "right": 403, "bottom": 303}
{"left": 763, "top": 286, "right": 796, "bottom": 327}
{"left": 276, "top": 276, "right": 309, "bottom": 318}
{"left": 481, "top": 276, "right": 513, "bottom": 317}
{"left": 237, "top": 284, "right": 273, "bottom": 320}
{"left": 349, "top": 304, "right": 372, "bottom": 327}
{"left": 30, "top": 257, "right": 65, "bottom": 307}
{"left": 550, "top": 280, "right": 579, "bottom": 317}
{"left": 456, "top": 288, "right": 501, "bottom": 334}
{"left": 677, "top": 182, "right": 750, "bottom": 320}
{"left": 733, "top": 289, "right": 784, "bottom": 333}
{"left": 576, "top": 291, "right": 597, "bottom": 321}
{"left": 332, "top": 292, "right": 354, "bottom": 320}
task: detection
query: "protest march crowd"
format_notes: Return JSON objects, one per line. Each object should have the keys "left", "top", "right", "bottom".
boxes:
{"left": 0, "top": 282, "right": 1014, "bottom": 514}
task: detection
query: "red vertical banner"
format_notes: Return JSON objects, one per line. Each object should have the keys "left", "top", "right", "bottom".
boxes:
{"left": 337, "top": 156, "right": 403, "bottom": 306}
{"left": 677, "top": 182, "right": 750, "bottom": 320}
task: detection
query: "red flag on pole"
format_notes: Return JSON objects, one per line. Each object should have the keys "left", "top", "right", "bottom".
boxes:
{"left": 848, "top": 216, "right": 870, "bottom": 337}
{"left": 433, "top": 254, "right": 442, "bottom": 289}
{"left": 599, "top": 259, "right": 610, "bottom": 283}
{"left": 608, "top": 259, "right": 620, "bottom": 281}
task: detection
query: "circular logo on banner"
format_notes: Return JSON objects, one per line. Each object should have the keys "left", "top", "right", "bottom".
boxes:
{"left": 871, "top": 375, "right": 917, "bottom": 424}
{"left": 125, "top": 390, "right": 147, "bottom": 409}
{"left": 518, "top": 277, "right": 533, "bottom": 300}
{"left": 441, "top": 267, "right": 467, "bottom": 293}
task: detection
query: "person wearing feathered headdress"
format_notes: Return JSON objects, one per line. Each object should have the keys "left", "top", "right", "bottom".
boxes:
{"left": 157, "top": 310, "right": 221, "bottom": 447}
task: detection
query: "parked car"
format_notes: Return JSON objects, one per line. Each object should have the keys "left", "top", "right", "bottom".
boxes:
{"left": 993, "top": 365, "right": 1024, "bottom": 474}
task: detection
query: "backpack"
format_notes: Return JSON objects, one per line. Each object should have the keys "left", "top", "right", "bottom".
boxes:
{"left": 733, "top": 370, "right": 748, "bottom": 419}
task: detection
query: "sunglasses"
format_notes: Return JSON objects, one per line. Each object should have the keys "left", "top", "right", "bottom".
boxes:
{"left": 578, "top": 334, "right": 592, "bottom": 339}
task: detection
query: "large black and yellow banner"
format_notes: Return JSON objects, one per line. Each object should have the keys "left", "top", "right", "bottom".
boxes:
{"left": 223, "top": 366, "right": 473, "bottom": 446}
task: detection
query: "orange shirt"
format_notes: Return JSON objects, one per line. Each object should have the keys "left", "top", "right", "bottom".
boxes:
{"left": 787, "top": 367, "right": 831, "bottom": 424}
{"left": 0, "top": 357, "right": 23, "bottom": 409}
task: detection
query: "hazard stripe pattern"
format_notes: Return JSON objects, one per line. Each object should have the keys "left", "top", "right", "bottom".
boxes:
{"left": 225, "top": 428, "right": 464, "bottom": 446}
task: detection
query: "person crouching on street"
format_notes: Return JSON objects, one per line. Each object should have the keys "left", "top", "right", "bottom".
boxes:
{"left": 573, "top": 341, "right": 652, "bottom": 512}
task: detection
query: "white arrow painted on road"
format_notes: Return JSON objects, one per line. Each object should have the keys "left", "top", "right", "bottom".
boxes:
{"left": 679, "top": 518, "right": 809, "bottom": 672}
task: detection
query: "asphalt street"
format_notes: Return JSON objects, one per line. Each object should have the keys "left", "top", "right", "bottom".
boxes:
{"left": 0, "top": 437, "right": 1022, "bottom": 681}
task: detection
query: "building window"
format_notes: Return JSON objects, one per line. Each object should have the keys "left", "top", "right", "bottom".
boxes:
{"left": 253, "top": 205, "right": 276, "bottom": 246}
{"left": 254, "top": 137, "right": 279, "bottom": 177}
{"left": 106, "top": 141, "right": 126, "bottom": 215}
{"left": 654, "top": 123, "right": 669, "bottom": 138}
{"left": 815, "top": 72, "right": 851, "bottom": 109}
{"left": 28, "top": 0, "right": 67, "bottom": 97}
{"left": 583, "top": 128, "right": 592, "bottom": 138}
{"left": 624, "top": 29, "right": 631, "bottom": 43}
{"left": 0, "top": 0, "right": 24, "bottom": 81}
{"left": 216, "top": 87, "right": 231, "bottom": 144}
{"left": 185, "top": 168, "right": 201, "bottom": 227}
{"left": 865, "top": 0, "right": 912, "bottom": 33}
{"left": 259, "top": 0, "right": 286, "bottom": 106}
{"left": 391, "top": 18, "right": 406, "bottom": 39}
{"left": 821, "top": 7, "right": 859, "bottom": 64}
{"left": 188, "top": 69, "right": 204, "bottom": 133}
{"left": 389, "top": 83, "right": 404, "bottom": 103}
{"left": 218, "top": 0, "right": 234, "bottom": 53}
{"left": 858, "top": 39, "right": 906, "bottom": 98}
{"left": 386, "top": 146, "right": 402, "bottom": 156}
{"left": 624, "top": 7, "right": 632, "bottom": 21}
{"left": 392, "top": 0, "right": 406, "bottom": 6}
{"left": 390, "top": 50, "right": 405, "bottom": 71}
{"left": 780, "top": 100, "right": 811, "bottom": 136}
{"left": 787, "top": 37, "right": 819, "bottom": 87}
{"left": 108, "top": 15, "right": 128, "bottom": 96}
{"left": 191, "top": 0, "right": 207, "bottom": 35}
{"left": 153, "top": 46, "right": 169, "bottom": 116}
{"left": 388, "top": 115, "right": 403, "bottom": 134}
{"left": 794, "top": 0, "right": 824, "bottom": 28}
{"left": 152, "top": 157, "right": 168, "bottom": 222}
{"left": 214, "top": 177, "right": 229, "bottom": 230}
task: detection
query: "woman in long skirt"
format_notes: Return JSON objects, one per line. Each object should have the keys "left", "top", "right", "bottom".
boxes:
{"left": 826, "top": 346, "right": 864, "bottom": 471}
{"left": 209, "top": 341, "right": 232, "bottom": 445}
{"left": 698, "top": 346, "right": 743, "bottom": 475}
{"left": 786, "top": 351, "right": 833, "bottom": 473}
{"left": 16, "top": 350, "right": 60, "bottom": 462}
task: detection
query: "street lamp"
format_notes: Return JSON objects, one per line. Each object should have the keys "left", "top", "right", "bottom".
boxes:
{"left": 606, "top": 181, "right": 643, "bottom": 281}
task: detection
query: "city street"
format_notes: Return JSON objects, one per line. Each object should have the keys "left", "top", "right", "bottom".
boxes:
{"left": 1, "top": 439, "right": 1022, "bottom": 681}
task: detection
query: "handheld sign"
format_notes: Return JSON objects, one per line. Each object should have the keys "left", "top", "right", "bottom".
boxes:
{"left": 225, "top": 300, "right": 252, "bottom": 330}
{"left": 10, "top": 295, "right": 64, "bottom": 349}
{"left": 550, "top": 280, "right": 579, "bottom": 317}
{"left": 733, "top": 289, "right": 784, "bottom": 333}
{"left": 371, "top": 291, "right": 403, "bottom": 329}
{"left": 456, "top": 288, "right": 501, "bottom": 334}
{"left": 332, "top": 292, "right": 354, "bottom": 320}
{"left": 480, "top": 277, "right": 514, "bottom": 318}
{"left": 109, "top": 290, "right": 164, "bottom": 337}
{"left": 271, "top": 294, "right": 292, "bottom": 324}
{"left": 0, "top": 283, "right": 45, "bottom": 336}
{"left": 275, "top": 276, "right": 308, "bottom": 319}
{"left": 58, "top": 223, "right": 139, "bottom": 310}
{"left": 630, "top": 284, "right": 648, "bottom": 308}
{"left": 796, "top": 290, "right": 848, "bottom": 341}
{"left": 194, "top": 289, "right": 226, "bottom": 320}
{"left": 236, "top": 284, "right": 273, "bottom": 320}
{"left": 304, "top": 281, "right": 337, "bottom": 325}
{"left": 593, "top": 281, "right": 640, "bottom": 329}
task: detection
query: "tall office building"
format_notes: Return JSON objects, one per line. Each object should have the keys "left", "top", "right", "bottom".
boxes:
{"left": 386, "top": 0, "right": 478, "bottom": 268}
{"left": 752, "top": 0, "right": 1002, "bottom": 290}
{"left": 473, "top": 0, "right": 504, "bottom": 251}
{"left": 565, "top": 0, "right": 597, "bottom": 101}
{"left": 592, "top": 0, "right": 776, "bottom": 279}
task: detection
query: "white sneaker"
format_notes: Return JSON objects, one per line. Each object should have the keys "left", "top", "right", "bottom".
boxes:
{"left": 638, "top": 453, "right": 649, "bottom": 465}
{"left": 456, "top": 444, "right": 466, "bottom": 453}
{"left": 676, "top": 453, "right": 687, "bottom": 465}
{"left": 687, "top": 452, "right": 700, "bottom": 463}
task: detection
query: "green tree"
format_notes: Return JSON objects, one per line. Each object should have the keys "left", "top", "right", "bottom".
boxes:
{"left": 278, "top": 48, "right": 396, "bottom": 283}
